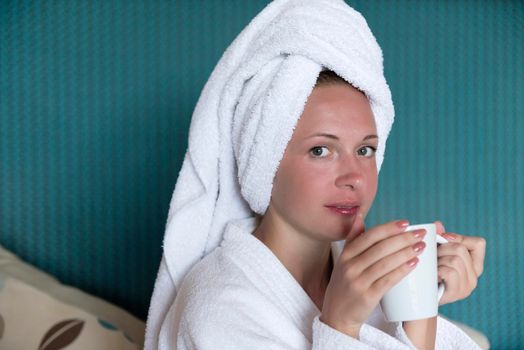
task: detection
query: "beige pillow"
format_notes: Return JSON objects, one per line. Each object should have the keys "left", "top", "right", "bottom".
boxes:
{"left": 0, "top": 245, "right": 145, "bottom": 350}
{"left": 440, "top": 315, "right": 490, "bottom": 350}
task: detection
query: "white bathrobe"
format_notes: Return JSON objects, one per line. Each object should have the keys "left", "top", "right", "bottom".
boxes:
{"left": 162, "top": 218, "right": 480, "bottom": 349}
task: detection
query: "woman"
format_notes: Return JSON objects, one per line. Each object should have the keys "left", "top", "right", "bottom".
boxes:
{"left": 145, "top": 1, "right": 486, "bottom": 349}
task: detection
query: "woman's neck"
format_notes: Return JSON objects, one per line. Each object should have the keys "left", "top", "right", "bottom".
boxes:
{"left": 252, "top": 211, "right": 333, "bottom": 310}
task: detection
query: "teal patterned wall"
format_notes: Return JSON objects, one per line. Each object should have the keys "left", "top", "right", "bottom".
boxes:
{"left": 1, "top": 1, "right": 522, "bottom": 348}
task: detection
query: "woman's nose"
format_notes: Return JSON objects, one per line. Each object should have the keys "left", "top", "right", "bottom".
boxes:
{"left": 334, "top": 157, "right": 364, "bottom": 190}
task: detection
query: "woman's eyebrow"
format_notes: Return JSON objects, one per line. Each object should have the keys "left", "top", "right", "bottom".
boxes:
{"left": 305, "top": 133, "right": 379, "bottom": 141}
{"left": 306, "top": 133, "right": 339, "bottom": 140}
{"left": 363, "top": 134, "right": 378, "bottom": 141}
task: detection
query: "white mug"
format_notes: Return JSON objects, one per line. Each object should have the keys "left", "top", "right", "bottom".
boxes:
{"left": 380, "top": 223, "right": 448, "bottom": 322}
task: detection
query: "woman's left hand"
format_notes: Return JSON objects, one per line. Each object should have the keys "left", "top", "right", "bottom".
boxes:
{"left": 435, "top": 221, "right": 486, "bottom": 305}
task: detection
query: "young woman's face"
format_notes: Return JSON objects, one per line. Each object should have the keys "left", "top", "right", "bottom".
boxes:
{"left": 269, "top": 84, "right": 378, "bottom": 242}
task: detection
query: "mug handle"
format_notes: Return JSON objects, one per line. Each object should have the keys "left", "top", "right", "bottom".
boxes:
{"left": 436, "top": 234, "right": 449, "bottom": 301}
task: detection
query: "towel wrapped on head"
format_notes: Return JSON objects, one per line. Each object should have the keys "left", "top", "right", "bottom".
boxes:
{"left": 145, "top": 0, "right": 395, "bottom": 348}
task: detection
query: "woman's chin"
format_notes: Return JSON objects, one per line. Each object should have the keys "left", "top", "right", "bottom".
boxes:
{"left": 331, "top": 221, "right": 359, "bottom": 241}
{"left": 320, "top": 225, "right": 353, "bottom": 242}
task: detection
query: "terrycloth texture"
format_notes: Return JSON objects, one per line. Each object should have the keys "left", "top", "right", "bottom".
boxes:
{"left": 145, "top": 0, "right": 395, "bottom": 348}
{"left": 164, "top": 218, "right": 481, "bottom": 349}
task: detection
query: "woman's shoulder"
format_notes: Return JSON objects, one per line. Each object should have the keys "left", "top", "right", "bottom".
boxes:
{"left": 173, "top": 245, "right": 278, "bottom": 331}
{"left": 178, "top": 217, "right": 262, "bottom": 300}
{"left": 172, "top": 218, "right": 298, "bottom": 332}
{"left": 176, "top": 242, "right": 263, "bottom": 310}
{"left": 180, "top": 247, "right": 241, "bottom": 292}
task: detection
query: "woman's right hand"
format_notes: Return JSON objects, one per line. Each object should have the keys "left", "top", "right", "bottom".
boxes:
{"left": 319, "top": 217, "right": 427, "bottom": 339}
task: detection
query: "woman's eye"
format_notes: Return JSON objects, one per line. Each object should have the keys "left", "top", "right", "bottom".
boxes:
{"left": 357, "top": 146, "right": 377, "bottom": 157}
{"left": 309, "top": 146, "right": 330, "bottom": 158}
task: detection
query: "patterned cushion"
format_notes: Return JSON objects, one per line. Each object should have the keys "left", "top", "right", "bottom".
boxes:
{"left": 0, "top": 245, "right": 144, "bottom": 350}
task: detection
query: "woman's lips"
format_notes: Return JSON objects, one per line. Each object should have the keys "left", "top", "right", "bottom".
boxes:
{"left": 325, "top": 205, "right": 359, "bottom": 216}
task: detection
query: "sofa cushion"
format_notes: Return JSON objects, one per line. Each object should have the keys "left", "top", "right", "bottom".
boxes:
{"left": 0, "top": 244, "right": 145, "bottom": 349}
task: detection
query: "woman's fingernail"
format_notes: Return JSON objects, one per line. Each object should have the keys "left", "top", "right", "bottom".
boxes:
{"left": 407, "top": 257, "right": 419, "bottom": 267}
{"left": 413, "top": 241, "right": 426, "bottom": 253}
{"left": 443, "top": 233, "right": 457, "bottom": 240}
{"left": 413, "top": 229, "right": 426, "bottom": 239}
{"left": 397, "top": 220, "right": 410, "bottom": 229}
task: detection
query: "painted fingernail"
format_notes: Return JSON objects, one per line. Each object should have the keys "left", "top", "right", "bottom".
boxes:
{"left": 443, "top": 233, "right": 457, "bottom": 240}
{"left": 407, "top": 257, "right": 419, "bottom": 267}
{"left": 413, "top": 241, "right": 426, "bottom": 253}
{"left": 413, "top": 229, "right": 426, "bottom": 239}
{"left": 397, "top": 220, "right": 410, "bottom": 229}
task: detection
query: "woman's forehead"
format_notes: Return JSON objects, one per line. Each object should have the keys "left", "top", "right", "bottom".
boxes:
{"left": 293, "top": 85, "right": 377, "bottom": 137}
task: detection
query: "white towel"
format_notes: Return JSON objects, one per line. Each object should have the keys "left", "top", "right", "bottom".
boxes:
{"left": 145, "top": 0, "right": 395, "bottom": 348}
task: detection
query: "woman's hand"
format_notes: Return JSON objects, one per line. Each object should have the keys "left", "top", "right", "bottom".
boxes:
{"left": 320, "top": 216, "right": 427, "bottom": 339}
{"left": 435, "top": 221, "right": 486, "bottom": 305}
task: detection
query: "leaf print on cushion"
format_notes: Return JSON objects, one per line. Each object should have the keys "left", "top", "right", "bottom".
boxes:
{"left": 124, "top": 332, "right": 136, "bottom": 344}
{"left": 97, "top": 318, "right": 118, "bottom": 330}
{"left": 0, "top": 273, "right": 5, "bottom": 292}
{"left": 38, "top": 319, "right": 85, "bottom": 350}
{"left": 0, "top": 314, "right": 4, "bottom": 339}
